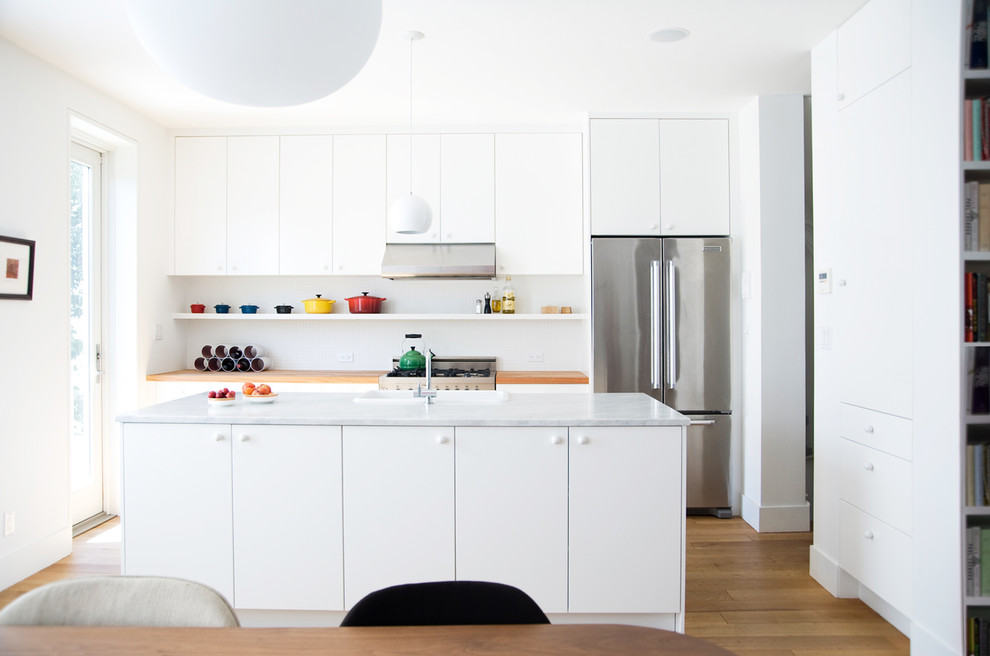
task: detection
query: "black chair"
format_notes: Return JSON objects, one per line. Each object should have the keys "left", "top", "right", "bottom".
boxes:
{"left": 340, "top": 581, "right": 550, "bottom": 626}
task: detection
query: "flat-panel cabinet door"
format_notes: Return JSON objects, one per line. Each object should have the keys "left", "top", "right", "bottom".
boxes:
{"left": 174, "top": 137, "right": 226, "bottom": 275}
{"left": 835, "top": 71, "right": 912, "bottom": 419}
{"left": 658, "top": 120, "right": 730, "bottom": 236}
{"left": 455, "top": 427, "right": 568, "bottom": 613}
{"left": 569, "top": 426, "right": 683, "bottom": 613}
{"left": 280, "top": 135, "right": 333, "bottom": 275}
{"left": 496, "top": 133, "right": 583, "bottom": 275}
{"left": 232, "top": 425, "right": 343, "bottom": 611}
{"left": 386, "top": 134, "right": 442, "bottom": 243}
{"left": 441, "top": 134, "right": 495, "bottom": 243}
{"left": 121, "top": 423, "right": 233, "bottom": 602}
{"left": 333, "top": 135, "right": 386, "bottom": 275}
{"left": 836, "top": 0, "right": 910, "bottom": 109}
{"left": 227, "top": 136, "right": 279, "bottom": 275}
{"left": 342, "top": 426, "right": 454, "bottom": 608}
{"left": 590, "top": 119, "right": 661, "bottom": 236}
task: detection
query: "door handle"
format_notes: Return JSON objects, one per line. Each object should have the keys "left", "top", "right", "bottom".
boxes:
{"left": 689, "top": 419, "right": 715, "bottom": 426}
{"left": 665, "top": 260, "right": 677, "bottom": 389}
{"left": 650, "top": 260, "right": 661, "bottom": 389}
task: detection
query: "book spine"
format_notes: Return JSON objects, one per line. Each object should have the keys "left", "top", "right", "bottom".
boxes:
{"left": 978, "top": 444, "right": 985, "bottom": 506}
{"left": 970, "top": 99, "right": 977, "bottom": 162}
{"left": 971, "top": 444, "right": 978, "bottom": 507}
{"left": 974, "top": 0, "right": 989, "bottom": 69}
{"left": 981, "top": 274, "right": 988, "bottom": 343}
{"left": 976, "top": 182, "right": 983, "bottom": 250}
{"left": 978, "top": 98, "right": 984, "bottom": 162}
{"left": 982, "top": 527, "right": 990, "bottom": 597}
{"left": 980, "top": 182, "right": 990, "bottom": 251}
{"left": 982, "top": 99, "right": 989, "bottom": 161}
{"left": 974, "top": 347, "right": 990, "bottom": 414}
{"left": 968, "top": 272, "right": 976, "bottom": 343}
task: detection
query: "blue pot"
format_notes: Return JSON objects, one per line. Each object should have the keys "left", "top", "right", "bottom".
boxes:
{"left": 214, "top": 304, "right": 230, "bottom": 314}
{"left": 240, "top": 305, "right": 259, "bottom": 314}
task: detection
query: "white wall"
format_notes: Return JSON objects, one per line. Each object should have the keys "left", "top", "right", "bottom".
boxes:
{"left": 0, "top": 36, "right": 172, "bottom": 590}
{"left": 738, "top": 95, "right": 811, "bottom": 532}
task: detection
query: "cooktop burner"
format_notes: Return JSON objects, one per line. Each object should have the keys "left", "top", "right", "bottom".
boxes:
{"left": 380, "top": 356, "right": 497, "bottom": 390}
{"left": 386, "top": 367, "right": 492, "bottom": 378}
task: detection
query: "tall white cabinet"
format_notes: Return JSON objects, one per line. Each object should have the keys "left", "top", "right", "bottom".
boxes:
{"left": 811, "top": 0, "right": 962, "bottom": 652}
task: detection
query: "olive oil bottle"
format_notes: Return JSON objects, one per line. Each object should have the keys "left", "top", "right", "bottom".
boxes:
{"left": 501, "top": 276, "right": 515, "bottom": 314}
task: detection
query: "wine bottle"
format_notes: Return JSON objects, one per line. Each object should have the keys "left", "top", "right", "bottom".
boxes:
{"left": 502, "top": 276, "right": 515, "bottom": 314}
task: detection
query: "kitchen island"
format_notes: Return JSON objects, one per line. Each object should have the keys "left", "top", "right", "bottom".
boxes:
{"left": 117, "top": 392, "right": 687, "bottom": 630}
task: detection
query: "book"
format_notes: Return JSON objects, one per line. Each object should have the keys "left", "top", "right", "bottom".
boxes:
{"left": 969, "top": 526, "right": 981, "bottom": 595}
{"left": 969, "top": 272, "right": 977, "bottom": 343}
{"left": 968, "top": 182, "right": 981, "bottom": 251}
{"left": 978, "top": 444, "right": 986, "bottom": 506}
{"left": 974, "top": 347, "right": 990, "bottom": 414}
{"left": 983, "top": 100, "right": 989, "bottom": 161}
{"left": 969, "top": 99, "right": 976, "bottom": 162}
{"left": 981, "top": 527, "right": 990, "bottom": 598}
{"left": 974, "top": 0, "right": 989, "bottom": 69}
{"left": 980, "top": 183, "right": 990, "bottom": 251}
{"left": 978, "top": 99, "right": 984, "bottom": 162}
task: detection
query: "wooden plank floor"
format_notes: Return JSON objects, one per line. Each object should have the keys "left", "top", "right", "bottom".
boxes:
{"left": 0, "top": 516, "right": 909, "bottom": 655}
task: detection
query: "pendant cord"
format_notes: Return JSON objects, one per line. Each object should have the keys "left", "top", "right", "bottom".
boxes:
{"left": 408, "top": 34, "right": 414, "bottom": 195}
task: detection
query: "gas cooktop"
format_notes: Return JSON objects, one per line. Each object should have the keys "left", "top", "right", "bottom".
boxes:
{"left": 380, "top": 356, "right": 496, "bottom": 390}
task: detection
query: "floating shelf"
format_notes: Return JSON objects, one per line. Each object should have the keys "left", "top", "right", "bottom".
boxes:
{"left": 173, "top": 312, "right": 587, "bottom": 321}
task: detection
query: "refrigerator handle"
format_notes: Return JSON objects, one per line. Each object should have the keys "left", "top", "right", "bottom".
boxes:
{"left": 665, "top": 259, "right": 677, "bottom": 390}
{"left": 650, "top": 260, "right": 662, "bottom": 389}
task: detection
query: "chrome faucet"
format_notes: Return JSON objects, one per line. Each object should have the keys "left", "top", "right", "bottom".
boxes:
{"left": 415, "top": 348, "right": 438, "bottom": 405}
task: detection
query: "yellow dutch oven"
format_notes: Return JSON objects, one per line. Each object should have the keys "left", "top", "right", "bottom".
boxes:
{"left": 302, "top": 294, "right": 335, "bottom": 314}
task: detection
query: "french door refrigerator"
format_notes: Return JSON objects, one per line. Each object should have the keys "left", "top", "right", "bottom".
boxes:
{"left": 591, "top": 236, "right": 731, "bottom": 516}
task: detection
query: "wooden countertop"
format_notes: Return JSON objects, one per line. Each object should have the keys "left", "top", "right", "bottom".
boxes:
{"left": 147, "top": 370, "right": 590, "bottom": 385}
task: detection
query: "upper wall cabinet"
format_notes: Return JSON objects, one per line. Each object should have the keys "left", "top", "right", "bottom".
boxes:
{"left": 333, "top": 135, "right": 387, "bottom": 276}
{"left": 495, "top": 133, "right": 583, "bottom": 275}
{"left": 279, "top": 136, "right": 333, "bottom": 275}
{"left": 175, "top": 137, "right": 227, "bottom": 275}
{"left": 227, "top": 136, "right": 280, "bottom": 275}
{"left": 590, "top": 118, "right": 730, "bottom": 237}
{"left": 835, "top": 0, "right": 910, "bottom": 110}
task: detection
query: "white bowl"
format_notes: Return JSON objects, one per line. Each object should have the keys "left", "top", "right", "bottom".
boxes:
{"left": 244, "top": 393, "right": 278, "bottom": 404}
{"left": 207, "top": 395, "right": 237, "bottom": 407}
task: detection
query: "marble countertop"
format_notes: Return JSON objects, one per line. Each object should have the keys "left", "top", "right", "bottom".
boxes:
{"left": 117, "top": 392, "right": 687, "bottom": 427}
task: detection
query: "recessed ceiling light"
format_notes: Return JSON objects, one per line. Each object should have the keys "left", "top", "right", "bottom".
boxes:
{"left": 649, "top": 28, "right": 690, "bottom": 43}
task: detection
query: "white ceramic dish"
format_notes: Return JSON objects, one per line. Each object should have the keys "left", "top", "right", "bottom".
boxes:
{"left": 207, "top": 396, "right": 237, "bottom": 407}
{"left": 244, "top": 393, "right": 278, "bottom": 404}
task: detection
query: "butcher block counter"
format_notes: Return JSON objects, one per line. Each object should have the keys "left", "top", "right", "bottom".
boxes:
{"left": 146, "top": 370, "right": 589, "bottom": 385}
{"left": 116, "top": 392, "right": 684, "bottom": 631}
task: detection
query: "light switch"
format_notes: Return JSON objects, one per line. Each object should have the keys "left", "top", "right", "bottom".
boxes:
{"left": 821, "top": 326, "right": 833, "bottom": 350}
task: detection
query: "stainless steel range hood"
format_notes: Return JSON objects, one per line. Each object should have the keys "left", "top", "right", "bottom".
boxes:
{"left": 381, "top": 243, "right": 496, "bottom": 279}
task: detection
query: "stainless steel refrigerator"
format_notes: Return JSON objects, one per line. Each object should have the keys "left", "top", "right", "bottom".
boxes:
{"left": 591, "top": 237, "right": 731, "bottom": 516}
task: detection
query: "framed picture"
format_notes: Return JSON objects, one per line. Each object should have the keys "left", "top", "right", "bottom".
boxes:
{"left": 0, "top": 235, "right": 35, "bottom": 300}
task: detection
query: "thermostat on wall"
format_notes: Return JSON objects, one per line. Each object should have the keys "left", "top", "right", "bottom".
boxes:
{"left": 817, "top": 269, "right": 832, "bottom": 294}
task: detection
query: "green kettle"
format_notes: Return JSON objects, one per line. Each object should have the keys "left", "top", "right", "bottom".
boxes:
{"left": 399, "top": 334, "right": 427, "bottom": 370}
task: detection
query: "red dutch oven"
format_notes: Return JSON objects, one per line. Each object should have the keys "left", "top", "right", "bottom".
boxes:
{"left": 345, "top": 292, "right": 386, "bottom": 313}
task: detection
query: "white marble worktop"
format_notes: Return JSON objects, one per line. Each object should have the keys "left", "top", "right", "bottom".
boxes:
{"left": 117, "top": 392, "right": 687, "bottom": 427}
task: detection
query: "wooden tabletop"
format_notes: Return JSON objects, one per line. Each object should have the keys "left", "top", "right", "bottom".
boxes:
{"left": 0, "top": 624, "right": 737, "bottom": 655}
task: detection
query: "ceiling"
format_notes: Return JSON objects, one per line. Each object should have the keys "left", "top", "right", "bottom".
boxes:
{"left": 0, "top": 0, "right": 869, "bottom": 129}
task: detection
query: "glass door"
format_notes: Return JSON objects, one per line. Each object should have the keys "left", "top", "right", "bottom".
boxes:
{"left": 69, "top": 142, "right": 105, "bottom": 526}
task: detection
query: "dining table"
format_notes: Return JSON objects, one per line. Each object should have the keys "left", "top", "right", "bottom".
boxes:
{"left": 0, "top": 623, "right": 738, "bottom": 655}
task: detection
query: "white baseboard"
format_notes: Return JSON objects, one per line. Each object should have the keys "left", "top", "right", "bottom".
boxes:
{"left": 0, "top": 528, "right": 72, "bottom": 592}
{"left": 908, "top": 620, "right": 960, "bottom": 656}
{"left": 741, "top": 495, "right": 810, "bottom": 532}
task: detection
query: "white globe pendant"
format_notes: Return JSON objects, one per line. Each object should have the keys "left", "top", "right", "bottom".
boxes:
{"left": 126, "top": 0, "right": 382, "bottom": 107}
{"left": 389, "top": 194, "right": 433, "bottom": 234}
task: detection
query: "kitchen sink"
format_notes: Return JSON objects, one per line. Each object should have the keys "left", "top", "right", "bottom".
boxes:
{"left": 353, "top": 390, "right": 510, "bottom": 404}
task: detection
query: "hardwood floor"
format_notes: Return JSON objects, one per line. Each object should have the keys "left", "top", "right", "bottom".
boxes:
{"left": 0, "top": 516, "right": 908, "bottom": 655}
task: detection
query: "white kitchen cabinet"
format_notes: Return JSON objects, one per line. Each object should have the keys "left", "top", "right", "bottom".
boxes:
{"left": 835, "top": 0, "right": 910, "bottom": 109}
{"left": 121, "top": 423, "right": 234, "bottom": 601}
{"left": 455, "top": 427, "right": 568, "bottom": 613}
{"left": 835, "top": 70, "right": 912, "bottom": 419}
{"left": 332, "top": 135, "right": 387, "bottom": 275}
{"left": 569, "top": 426, "right": 683, "bottom": 613}
{"left": 174, "top": 137, "right": 227, "bottom": 275}
{"left": 231, "top": 424, "right": 343, "bottom": 611}
{"left": 386, "top": 134, "right": 442, "bottom": 243}
{"left": 658, "top": 120, "right": 730, "bottom": 236}
{"left": 341, "top": 425, "right": 455, "bottom": 608}
{"left": 226, "top": 136, "right": 279, "bottom": 275}
{"left": 590, "top": 119, "right": 661, "bottom": 236}
{"left": 495, "top": 133, "right": 583, "bottom": 275}
{"left": 441, "top": 133, "right": 495, "bottom": 243}
{"left": 279, "top": 135, "right": 334, "bottom": 275}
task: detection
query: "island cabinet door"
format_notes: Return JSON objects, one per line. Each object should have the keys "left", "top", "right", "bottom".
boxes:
{"left": 454, "top": 427, "right": 568, "bottom": 613}
{"left": 121, "top": 423, "right": 234, "bottom": 602}
{"left": 341, "top": 426, "right": 455, "bottom": 608}
{"left": 231, "top": 425, "right": 343, "bottom": 611}
{"left": 568, "top": 426, "right": 683, "bottom": 613}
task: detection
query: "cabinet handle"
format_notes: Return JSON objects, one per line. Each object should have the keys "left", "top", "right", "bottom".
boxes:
{"left": 837, "top": 279, "right": 847, "bottom": 287}
{"left": 665, "top": 224, "right": 675, "bottom": 232}
{"left": 864, "top": 425, "right": 874, "bottom": 434}
{"left": 216, "top": 265, "right": 223, "bottom": 272}
{"left": 214, "top": 433, "right": 225, "bottom": 442}
{"left": 239, "top": 434, "right": 250, "bottom": 442}
{"left": 436, "top": 435, "right": 449, "bottom": 445}
{"left": 323, "top": 264, "right": 329, "bottom": 271}
{"left": 651, "top": 224, "right": 659, "bottom": 231}
{"left": 577, "top": 436, "right": 590, "bottom": 445}
{"left": 864, "top": 530, "right": 874, "bottom": 540}
{"left": 551, "top": 436, "right": 564, "bottom": 445}
{"left": 837, "top": 93, "right": 846, "bottom": 102}
{"left": 864, "top": 462, "right": 874, "bottom": 471}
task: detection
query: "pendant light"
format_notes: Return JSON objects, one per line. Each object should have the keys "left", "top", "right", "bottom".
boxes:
{"left": 389, "top": 31, "right": 433, "bottom": 235}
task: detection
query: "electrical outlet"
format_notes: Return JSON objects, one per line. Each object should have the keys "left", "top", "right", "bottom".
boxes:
{"left": 527, "top": 352, "right": 544, "bottom": 363}
{"left": 3, "top": 512, "right": 14, "bottom": 537}
{"left": 336, "top": 352, "right": 354, "bottom": 363}
{"left": 153, "top": 322, "right": 163, "bottom": 341}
